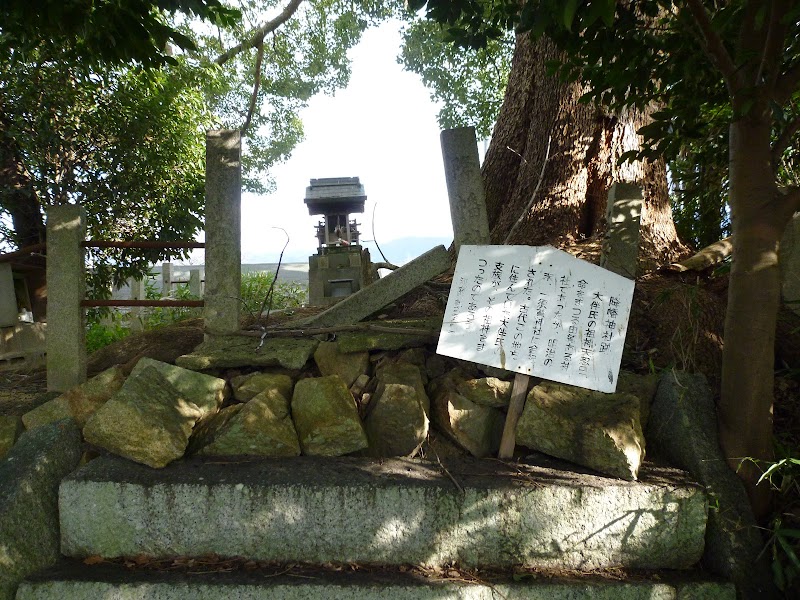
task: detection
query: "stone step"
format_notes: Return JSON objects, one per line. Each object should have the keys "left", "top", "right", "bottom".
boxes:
{"left": 17, "top": 561, "right": 735, "bottom": 600}
{"left": 59, "top": 455, "right": 708, "bottom": 571}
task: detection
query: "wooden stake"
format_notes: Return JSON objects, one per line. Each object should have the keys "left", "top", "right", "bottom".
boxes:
{"left": 498, "top": 372, "right": 531, "bottom": 459}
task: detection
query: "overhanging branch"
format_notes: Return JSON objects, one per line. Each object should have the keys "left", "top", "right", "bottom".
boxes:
{"left": 683, "top": 0, "right": 739, "bottom": 94}
{"left": 241, "top": 41, "right": 265, "bottom": 134}
{"left": 215, "top": 0, "right": 304, "bottom": 66}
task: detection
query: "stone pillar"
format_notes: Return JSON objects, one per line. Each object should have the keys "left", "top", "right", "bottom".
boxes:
{"left": 0, "top": 263, "right": 17, "bottom": 327}
{"left": 600, "top": 183, "right": 643, "bottom": 280}
{"left": 129, "top": 278, "right": 145, "bottom": 332}
{"left": 189, "top": 269, "right": 202, "bottom": 298}
{"left": 781, "top": 212, "right": 800, "bottom": 317}
{"left": 46, "top": 205, "right": 87, "bottom": 391}
{"left": 204, "top": 130, "right": 241, "bottom": 336}
{"left": 440, "top": 127, "right": 491, "bottom": 253}
{"left": 161, "top": 262, "right": 173, "bottom": 297}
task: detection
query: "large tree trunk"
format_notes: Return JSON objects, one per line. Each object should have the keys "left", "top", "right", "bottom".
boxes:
{"left": 720, "top": 116, "right": 800, "bottom": 521}
{"left": 482, "top": 33, "right": 687, "bottom": 268}
{"left": 0, "top": 111, "right": 45, "bottom": 249}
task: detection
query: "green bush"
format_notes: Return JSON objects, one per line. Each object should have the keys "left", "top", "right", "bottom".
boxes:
{"left": 86, "top": 269, "right": 308, "bottom": 352}
{"left": 742, "top": 443, "right": 800, "bottom": 595}
{"left": 240, "top": 271, "right": 307, "bottom": 316}
{"left": 86, "top": 319, "right": 131, "bottom": 353}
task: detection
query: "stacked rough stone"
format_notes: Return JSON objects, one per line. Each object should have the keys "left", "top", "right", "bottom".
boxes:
{"left": 13, "top": 324, "right": 657, "bottom": 479}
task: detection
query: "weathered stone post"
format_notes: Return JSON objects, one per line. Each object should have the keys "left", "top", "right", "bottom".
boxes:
{"left": 440, "top": 127, "right": 491, "bottom": 253}
{"left": 161, "top": 262, "right": 173, "bottom": 297}
{"left": 189, "top": 269, "right": 202, "bottom": 298}
{"left": 0, "top": 263, "right": 17, "bottom": 327}
{"left": 129, "top": 277, "right": 145, "bottom": 332}
{"left": 46, "top": 205, "right": 87, "bottom": 391}
{"left": 600, "top": 183, "right": 643, "bottom": 280}
{"left": 204, "top": 130, "right": 241, "bottom": 337}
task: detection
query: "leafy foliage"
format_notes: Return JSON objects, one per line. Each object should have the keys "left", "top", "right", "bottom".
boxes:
{"left": 239, "top": 270, "right": 307, "bottom": 316}
{"left": 189, "top": 0, "right": 396, "bottom": 191}
{"left": 742, "top": 444, "right": 800, "bottom": 593}
{"left": 0, "top": 0, "right": 240, "bottom": 66}
{"left": 0, "top": 45, "right": 213, "bottom": 288}
{"left": 410, "top": 0, "right": 800, "bottom": 247}
{"left": 399, "top": 18, "right": 513, "bottom": 138}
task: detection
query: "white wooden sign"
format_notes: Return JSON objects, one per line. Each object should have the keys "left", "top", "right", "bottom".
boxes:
{"left": 437, "top": 245, "right": 635, "bottom": 393}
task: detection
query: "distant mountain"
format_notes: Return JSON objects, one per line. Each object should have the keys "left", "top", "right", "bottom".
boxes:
{"left": 244, "top": 236, "right": 453, "bottom": 265}
{"left": 359, "top": 236, "right": 452, "bottom": 265}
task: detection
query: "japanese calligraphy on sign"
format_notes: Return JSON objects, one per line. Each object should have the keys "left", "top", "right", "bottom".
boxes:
{"left": 436, "top": 245, "right": 635, "bottom": 393}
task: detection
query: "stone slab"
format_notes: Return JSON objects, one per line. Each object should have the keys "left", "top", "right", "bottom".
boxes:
{"left": 176, "top": 336, "right": 318, "bottom": 371}
{"left": 297, "top": 245, "right": 450, "bottom": 328}
{"left": 336, "top": 318, "right": 440, "bottom": 353}
{"left": 60, "top": 455, "right": 707, "bottom": 571}
{"left": 16, "top": 562, "right": 736, "bottom": 600}
{"left": 0, "top": 420, "right": 82, "bottom": 600}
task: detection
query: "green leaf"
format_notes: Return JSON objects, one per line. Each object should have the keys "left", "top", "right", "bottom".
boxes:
{"left": 601, "top": 0, "right": 617, "bottom": 27}
{"left": 564, "top": 0, "right": 580, "bottom": 31}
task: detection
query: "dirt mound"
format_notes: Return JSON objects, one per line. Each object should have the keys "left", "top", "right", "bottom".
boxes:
{"left": 88, "top": 319, "right": 204, "bottom": 376}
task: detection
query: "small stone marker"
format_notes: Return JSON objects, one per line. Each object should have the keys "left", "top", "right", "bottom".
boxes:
{"left": 437, "top": 245, "right": 634, "bottom": 394}
{"left": 600, "top": 183, "right": 643, "bottom": 279}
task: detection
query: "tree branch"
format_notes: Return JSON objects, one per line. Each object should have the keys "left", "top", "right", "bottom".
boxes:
{"left": 683, "top": 0, "right": 739, "bottom": 94}
{"left": 215, "top": 0, "right": 304, "bottom": 66}
{"left": 772, "top": 114, "right": 800, "bottom": 169}
{"left": 503, "top": 134, "right": 551, "bottom": 244}
{"left": 241, "top": 41, "right": 265, "bottom": 134}
{"left": 755, "top": 1, "right": 790, "bottom": 91}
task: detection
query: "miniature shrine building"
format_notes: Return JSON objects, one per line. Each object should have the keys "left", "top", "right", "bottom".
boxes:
{"left": 305, "top": 177, "right": 371, "bottom": 306}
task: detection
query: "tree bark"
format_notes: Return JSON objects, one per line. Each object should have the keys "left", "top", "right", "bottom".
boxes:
{"left": 720, "top": 116, "right": 800, "bottom": 520}
{"left": 0, "top": 111, "right": 45, "bottom": 249}
{"left": 482, "top": 33, "right": 687, "bottom": 268}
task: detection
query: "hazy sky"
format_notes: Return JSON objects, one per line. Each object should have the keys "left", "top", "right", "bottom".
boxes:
{"left": 231, "top": 20, "right": 456, "bottom": 265}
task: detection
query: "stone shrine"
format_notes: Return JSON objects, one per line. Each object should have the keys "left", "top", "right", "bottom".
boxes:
{"left": 305, "top": 177, "right": 372, "bottom": 306}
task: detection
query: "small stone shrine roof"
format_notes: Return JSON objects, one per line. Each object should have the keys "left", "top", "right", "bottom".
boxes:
{"left": 304, "top": 177, "right": 366, "bottom": 215}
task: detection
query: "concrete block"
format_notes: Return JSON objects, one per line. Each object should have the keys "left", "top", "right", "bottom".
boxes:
{"left": 0, "top": 419, "right": 82, "bottom": 600}
{"left": 16, "top": 563, "right": 736, "bottom": 600}
{"left": 0, "top": 323, "right": 46, "bottom": 360}
{"left": 299, "top": 245, "right": 450, "bottom": 328}
{"left": 45, "top": 205, "right": 86, "bottom": 392}
{"left": 440, "top": 127, "right": 491, "bottom": 252}
{"left": 600, "top": 183, "right": 643, "bottom": 280}
{"left": 204, "top": 130, "right": 241, "bottom": 336}
{"left": 60, "top": 455, "right": 707, "bottom": 571}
